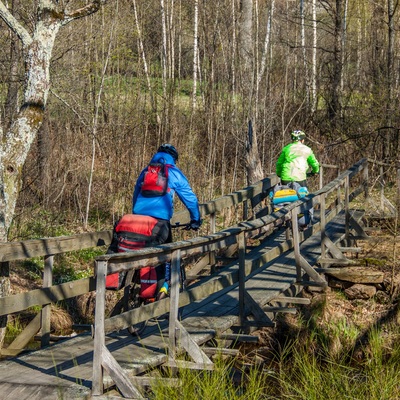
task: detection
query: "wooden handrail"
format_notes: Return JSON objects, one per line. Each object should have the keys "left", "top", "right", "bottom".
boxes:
{"left": 0, "top": 160, "right": 368, "bottom": 363}
{"left": 0, "top": 175, "right": 279, "bottom": 263}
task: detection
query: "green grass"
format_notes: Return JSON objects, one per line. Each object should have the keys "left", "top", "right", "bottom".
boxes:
{"left": 145, "top": 321, "right": 400, "bottom": 400}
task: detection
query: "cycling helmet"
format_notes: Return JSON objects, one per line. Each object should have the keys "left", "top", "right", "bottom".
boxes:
{"left": 291, "top": 130, "right": 306, "bottom": 141}
{"left": 157, "top": 143, "right": 179, "bottom": 161}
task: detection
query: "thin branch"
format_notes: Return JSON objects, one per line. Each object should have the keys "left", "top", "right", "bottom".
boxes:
{"left": 0, "top": 0, "right": 32, "bottom": 46}
{"left": 63, "top": 0, "right": 106, "bottom": 25}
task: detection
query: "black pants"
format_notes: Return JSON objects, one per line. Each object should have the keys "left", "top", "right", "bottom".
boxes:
{"left": 281, "top": 179, "right": 307, "bottom": 187}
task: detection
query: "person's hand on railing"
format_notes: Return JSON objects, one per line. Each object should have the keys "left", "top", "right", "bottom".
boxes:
{"left": 306, "top": 171, "right": 318, "bottom": 178}
{"left": 188, "top": 219, "right": 202, "bottom": 231}
{"left": 172, "top": 219, "right": 202, "bottom": 231}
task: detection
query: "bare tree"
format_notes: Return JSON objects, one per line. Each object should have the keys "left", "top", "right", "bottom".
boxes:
{"left": 0, "top": 0, "right": 108, "bottom": 347}
{"left": 239, "top": 0, "right": 263, "bottom": 190}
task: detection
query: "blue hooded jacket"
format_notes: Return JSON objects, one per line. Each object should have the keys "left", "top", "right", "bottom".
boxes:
{"left": 132, "top": 151, "right": 201, "bottom": 222}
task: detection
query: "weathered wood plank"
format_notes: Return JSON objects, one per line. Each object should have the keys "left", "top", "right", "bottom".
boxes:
{"left": 273, "top": 296, "right": 311, "bottom": 305}
{"left": 170, "top": 174, "right": 279, "bottom": 225}
{"left": 0, "top": 277, "right": 96, "bottom": 316}
{"left": 2, "top": 313, "right": 41, "bottom": 356}
{"left": 176, "top": 320, "right": 213, "bottom": 365}
{"left": 0, "top": 231, "right": 112, "bottom": 262}
{"left": 165, "top": 360, "right": 214, "bottom": 371}
{"left": 101, "top": 345, "right": 144, "bottom": 399}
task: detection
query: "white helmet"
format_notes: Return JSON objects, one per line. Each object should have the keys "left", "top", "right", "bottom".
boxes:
{"left": 291, "top": 130, "right": 306, "bottom": 141}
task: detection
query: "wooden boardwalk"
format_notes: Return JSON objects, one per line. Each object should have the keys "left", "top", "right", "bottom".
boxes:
{"left": 0, "top": 209, "right": 363, "bottom": 399}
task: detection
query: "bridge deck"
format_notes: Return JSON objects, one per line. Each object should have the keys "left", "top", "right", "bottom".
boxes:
{"left": 0, "top": 210, "right": 362, "bottom": 399}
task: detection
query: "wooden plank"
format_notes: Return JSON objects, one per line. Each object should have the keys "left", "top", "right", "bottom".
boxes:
{"left": 41, "top": 254, "right": 53, "bottom": 348}
{"left": 0, "top": 276, "right": 95, "bottom": 316}
{"left": 202, "top": 347, "right": 239, "bottom": 356}
{"left": 92, "top": 260, "right": 107, "bottom": 396}
{"left": 238, "top": 232, "right": 246, "bottom": 326}
{"left": 321, "top": 235, "right": 348, "bottom": 260}
{"left": 101, "top": 344, "right": 144, "bottom": 399}
{"left": 176, "top": 320, "right": 213, "bottom": 365}
{"left": 299, "top": 256, "right": 327, "bottom": 286}
{"left": 165, "top": 360, "right": 214, "bottom": 371}
{"left": 349, "top": 215, "right": 369, "bottom": 239}
{"left": 318, "top": 258, "right": 355, "bottom": 265}
{"left": 0, "top": 230, "right": 112, "bottom": 262}
{"left": 263, "top": 306, "right": 297, "bottom": 314}
{"left": 2, "top": 313, "right": 41, "bottom": 356}
{"left": 273, "top": 296, "right": 310, "bottom": 305}
{"left": 337, "top": 247, "right": 362, "bottom": 253}
{"left": 170, "top": 175, "right": 279, "bottom": 225}
{"left": 130, "top": 376, "right": 179, "bottom": 387}
{"left": 168, "top": 250, "right": 181, "bottom": 360}
{"left": 244, "top": 291, "right": 275, "bottom": 327}
{"left": 103, "top": 233, "right": 239, "bottom": 274}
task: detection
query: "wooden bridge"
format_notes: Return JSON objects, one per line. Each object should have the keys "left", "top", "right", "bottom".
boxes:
{"left": 0, "top": 159, "right": 372, "bottom": 399}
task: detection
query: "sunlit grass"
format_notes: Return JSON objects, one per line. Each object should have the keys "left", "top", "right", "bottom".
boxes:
{"left": 147, "top": 321, "right": 400, "bottom": 400}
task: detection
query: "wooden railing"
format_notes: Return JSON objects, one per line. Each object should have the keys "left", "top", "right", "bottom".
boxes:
{"left": 0, "top": 157, "right": 372, "bottom": 368}
{"left": 91, "top": 158, "right": 369, "bottom": 397}
{"left": 0, "top": 175, "right": 278, "bottom": 355}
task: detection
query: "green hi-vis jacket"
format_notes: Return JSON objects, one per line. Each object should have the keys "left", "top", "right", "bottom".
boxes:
{"left": 276, "top": 142, "right": 320, "bottom": 182}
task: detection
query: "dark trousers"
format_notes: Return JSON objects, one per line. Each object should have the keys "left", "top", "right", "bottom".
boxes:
{"left": 281, "top": 179, "right": 307, "bottom": 187}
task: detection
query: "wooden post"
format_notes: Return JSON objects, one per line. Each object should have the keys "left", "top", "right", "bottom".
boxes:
{"left": 363, "top": 161, "right": 369, "bottom": 201}
{"left": 380, "top": 165, "right": 384, "bottom": 212}
{"left": 345, "top": 175, "right": 350, "bottom": 244}
{"left": 291, "top": 208, "right": 302, "bottom": 281}
{"left": 169, "top": 249, "right": 181, "bottom": 361}
{"left": 243, "top": 199, "right": 248, "bottom": 221}
{"left": 41, "top": 255, "right": 53, "bottom": 347}
{"left": 92, "top": 260, "right": 107, "bottom": 396}
{"left": 319, "top": 165, "right": 323, "bottom": 189}
{"left": 0, "top": 261, "right": 10, "bottom": 348}
{"left": 320, "top": 194, "right": 327, "bottom": 261}
{"left": 209, "top": 213, "right": 216, "bottom": 273}
{"left": 238, "top": 231, "right": 246, "bottom": 326}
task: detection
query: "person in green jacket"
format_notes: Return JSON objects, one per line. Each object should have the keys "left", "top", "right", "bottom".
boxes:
{"left": 276, "top": 130, "right": 320, "bottom": 187}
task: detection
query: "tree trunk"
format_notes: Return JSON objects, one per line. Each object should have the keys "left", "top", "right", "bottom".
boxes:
{"left": 311, "top": 0, "right": 317, "bottom": 114}
{"left": 0, "top": 0, "right": 106, "bottom": 348}
{"left": 386, "top": 0, "right": 395, "bottom": 162}
{"left": 327, "top": 0, "right": 344, "bottom": 129}
{"left": 192, "top": 0, "right": 199, "bottom": 109}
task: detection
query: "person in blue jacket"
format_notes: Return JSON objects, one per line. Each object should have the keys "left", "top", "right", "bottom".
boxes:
{"left": 132, "top": 143, "right": 201, "bottom": 233}
{"left": 132, "top": 143, "right": 202, "bottom": 299}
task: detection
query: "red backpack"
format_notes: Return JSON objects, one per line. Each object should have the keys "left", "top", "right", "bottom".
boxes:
{"left": 106, "top": 214, "right": 167, "bottom": 297}
{"left": 140, "top": 162, "right": 171, "bottom": 197}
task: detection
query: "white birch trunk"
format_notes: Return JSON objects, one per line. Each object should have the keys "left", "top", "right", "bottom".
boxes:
{"left": 300, "top": 0, "right": 310, "bottom": 108}
{"left": 0, "top": 0, "right": 106, "bottom": 348}
{"left": 341, "top": 0, "right": 348, "bottom": 91}
{"left": 311, "top": 0, "right": 317, "bottom": 113}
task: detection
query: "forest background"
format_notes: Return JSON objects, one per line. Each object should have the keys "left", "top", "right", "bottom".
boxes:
{"left": 0, "top": 0, "right": 399, "bottom": 241}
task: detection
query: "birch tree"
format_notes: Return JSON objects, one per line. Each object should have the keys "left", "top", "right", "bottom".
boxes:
{"left": 311, "top": 0, "right": 317, "bottom": 113}
{"left": 0, "top": 0, "right": 108, "bottom": 347}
